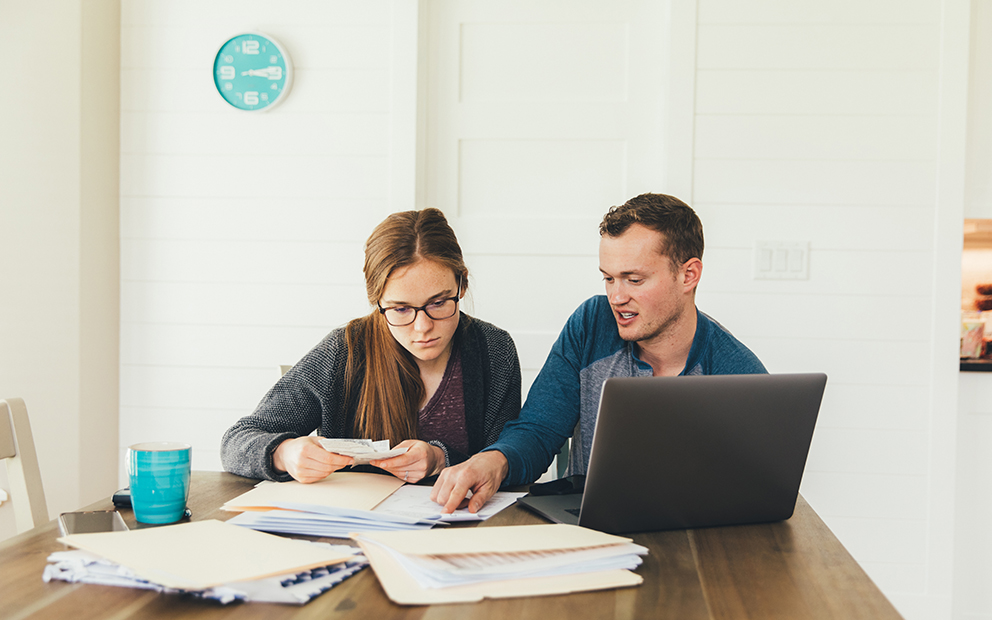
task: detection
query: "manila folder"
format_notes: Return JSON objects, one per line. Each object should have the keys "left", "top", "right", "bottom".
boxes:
{"left": 222, "top": 472, "right": 405, "bottom": 512}
{"left": 352, "top": 523, "right": 643, "bottom": 605}
{"left": 59, "top": 519, "right": 356, "bottom": 590}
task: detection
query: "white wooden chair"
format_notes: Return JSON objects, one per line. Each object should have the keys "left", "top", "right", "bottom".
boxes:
{"left": 0, "top": 398, "right": 49, "bottom": 533}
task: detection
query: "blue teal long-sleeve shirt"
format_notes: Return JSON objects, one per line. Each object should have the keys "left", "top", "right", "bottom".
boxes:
{"left": 484, "top": 295, "right": 767, "bottom": 485}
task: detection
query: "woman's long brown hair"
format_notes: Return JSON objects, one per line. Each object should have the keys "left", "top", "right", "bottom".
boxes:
{"left": 344, "top": 208, "right": 468, "bottom": 445}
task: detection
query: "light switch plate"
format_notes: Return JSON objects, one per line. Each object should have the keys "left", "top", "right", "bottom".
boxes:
{"left": 754, "top": 241, "right": 809, "bottom": 280}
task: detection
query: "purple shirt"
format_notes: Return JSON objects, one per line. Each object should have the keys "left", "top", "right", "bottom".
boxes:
{"left": 418, "top": 348, "right": 468, "bottom": 454}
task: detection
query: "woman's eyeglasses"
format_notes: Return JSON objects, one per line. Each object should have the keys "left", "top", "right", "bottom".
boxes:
{"left": 377, "top": 278, "right": 462, "bottom": 327}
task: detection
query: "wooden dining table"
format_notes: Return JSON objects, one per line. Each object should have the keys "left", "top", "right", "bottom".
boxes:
{"left": 0, "top": 471, "right": 903, "bottom": 620}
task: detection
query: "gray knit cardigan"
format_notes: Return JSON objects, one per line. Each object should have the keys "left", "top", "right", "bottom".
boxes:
{"left": 220, "top": 314, "right": 522, "bottom": 481}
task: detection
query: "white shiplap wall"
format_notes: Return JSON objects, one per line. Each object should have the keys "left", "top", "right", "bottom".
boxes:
{"left": 954, "top": 372, "right": 992, "bottom": 620}
{"left": 690, "top": 1, "right": 959, "bottom": 617}
{"left": 119, "top": 1, "right": 403, "bottom": 475}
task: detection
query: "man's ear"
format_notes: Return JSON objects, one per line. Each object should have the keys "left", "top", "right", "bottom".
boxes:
{"left": 682, "top": 258, "right": 702, "bottom": 292}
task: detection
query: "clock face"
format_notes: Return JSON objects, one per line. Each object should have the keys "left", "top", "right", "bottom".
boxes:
{"left": 213, "top": 33, "right": 293, "bottom": 112}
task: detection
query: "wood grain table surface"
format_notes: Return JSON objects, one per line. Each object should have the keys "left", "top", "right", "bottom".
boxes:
{"left": 0, "top": 471, "right": 903, "bottom": 620}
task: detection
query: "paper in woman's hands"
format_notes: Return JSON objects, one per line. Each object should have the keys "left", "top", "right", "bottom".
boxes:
{"left": 318, "top": 438, "right": 409, "bottom": 465}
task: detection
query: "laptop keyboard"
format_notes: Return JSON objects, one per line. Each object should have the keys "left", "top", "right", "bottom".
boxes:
{"left": 565, "top": 508, "right": 581, "bottom": 517}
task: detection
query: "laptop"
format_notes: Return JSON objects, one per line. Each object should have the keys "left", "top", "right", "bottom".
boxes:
{"left": 517, "top": 373, "right": 827, "bottom": 534}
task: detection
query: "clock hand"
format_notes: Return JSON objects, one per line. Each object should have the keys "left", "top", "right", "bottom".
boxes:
{"left": 240, "top": 67, "right": 283, "bottom": 79}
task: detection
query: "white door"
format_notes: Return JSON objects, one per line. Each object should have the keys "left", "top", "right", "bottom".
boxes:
{"left": 423, "top": 0, "right": 671, "bottom": 392}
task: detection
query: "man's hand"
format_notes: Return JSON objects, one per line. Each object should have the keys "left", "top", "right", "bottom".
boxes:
{"left": 369, "top": 439, "right": 444, "bottom": 483}
{"left": 430, "top": 451, "right": 509, "bottom": 514}
{"left": 272, "top": 436, "right": 354, "bottom": 483}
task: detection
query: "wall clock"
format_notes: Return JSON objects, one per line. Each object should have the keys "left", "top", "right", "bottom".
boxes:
{"left": 213, "top": 33, "right": 293, "bottom": 112}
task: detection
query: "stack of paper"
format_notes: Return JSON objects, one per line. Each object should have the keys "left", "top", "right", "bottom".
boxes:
{"left": 223, "top": 472, "right": 431, "bottom": 537}
{"left": 52, "top": 519, "right": 368, "bottom": 603}
{"left": 351, "top": 523, "right": 647, "bottom": 604}
{"left": 223, "top": 472, "right": 525, "bottom": 538}
{"left": 226, "top": 503, "right": 437, "bottom": 538}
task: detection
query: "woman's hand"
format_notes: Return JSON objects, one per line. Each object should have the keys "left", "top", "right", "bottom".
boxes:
{"left": 370, "top": 439, "right": 445, "bottom": 483}
{"left": 272, "top": 436, "right": 354, "bottom": 483}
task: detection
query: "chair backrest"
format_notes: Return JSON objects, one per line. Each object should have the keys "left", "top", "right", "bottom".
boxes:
{"left": 0, "top": 398, "right": 49, "bottom": 533}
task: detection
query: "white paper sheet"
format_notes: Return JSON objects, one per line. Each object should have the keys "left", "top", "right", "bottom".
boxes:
{"left": 372, "top": 485, "right": 526, "bottom": 522}
{"left": 318, "top": 438, "right": 409, "bottom": 464}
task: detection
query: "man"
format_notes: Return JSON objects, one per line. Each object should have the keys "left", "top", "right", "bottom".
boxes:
{"left": 431, "top": 193, "right": 766, "bottom": 512}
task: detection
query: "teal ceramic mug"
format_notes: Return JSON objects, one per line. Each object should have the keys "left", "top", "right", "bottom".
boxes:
{"left": 126, "top": 442, "right": 191, "bottom": 524}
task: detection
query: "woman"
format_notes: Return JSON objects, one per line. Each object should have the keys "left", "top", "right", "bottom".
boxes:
{"left": 220, "top": 208, "right": 521, "bottom": 484}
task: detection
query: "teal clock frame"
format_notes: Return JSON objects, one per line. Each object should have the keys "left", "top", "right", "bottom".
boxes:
{"left": 213, "top": 33, "right": 293, "bottom": 112}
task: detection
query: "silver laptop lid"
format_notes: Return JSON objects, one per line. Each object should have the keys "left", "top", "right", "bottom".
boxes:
{"left": 577, "top": 373, "right": 827, "bottom": 534}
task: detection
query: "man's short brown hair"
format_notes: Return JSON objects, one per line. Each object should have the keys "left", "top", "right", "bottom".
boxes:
{"left": 599, "top": 193, "right": 704, "bottom": 268}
